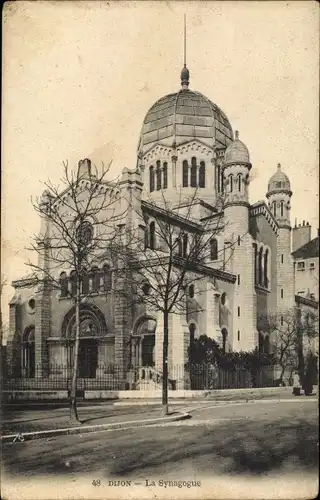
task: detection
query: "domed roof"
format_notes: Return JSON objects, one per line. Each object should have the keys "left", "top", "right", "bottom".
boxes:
{"left": 224, "top": 131, "right": 250, "bottom": 165}
{"left": 138, "top": 88, "right": 233, "bottom": 154}
{"left": 267, "top": 163, "right": 291, "bottom": 193}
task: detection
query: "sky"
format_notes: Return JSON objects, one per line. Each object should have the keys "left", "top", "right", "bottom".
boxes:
{"left": 1, "top": 0, "right": 319, "bottom": 326}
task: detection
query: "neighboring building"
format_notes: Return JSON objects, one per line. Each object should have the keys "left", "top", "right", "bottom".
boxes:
{"left": 6, "top": 64, "right": 319, "bottom": 388}
{"left": 292, "top": 226, "right": 319, "bottom": 301}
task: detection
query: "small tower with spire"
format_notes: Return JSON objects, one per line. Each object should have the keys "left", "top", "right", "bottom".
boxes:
{"left": 266, "top": 163, "right": 292, "bottom": 228}
{"left": 222, "top": 132, "right": 257, "bottom": 351}
{"left": 266, "top": 163, "right": 294, "bottom": 311}
{"left": 180, "top": 14, "right": 190, "bottom": 90}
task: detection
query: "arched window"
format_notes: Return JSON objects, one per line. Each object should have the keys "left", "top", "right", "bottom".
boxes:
{"left": 163, "top": 162, "right": 168, "bottom": 189}
{"left": 183, "top": 160, "right": 188, "bottom": 187}
{"left": 103, "top": 264, "right": 112, "bottom": 292}
{"left": 273, "top": 202, "right": 276, "bottom": 217}
{"left": 189, "top": 322, "right": 196, "bottom": 347}
{"left": 237, "top": 174, "right": 242, "bottom": 192}
{"left": 149, "top": 166, "right": 155, "bottom": 192}
{"left": 60, "top": 272, "right": 68, "bottom": 298}
{"left": 280, "top": 201, "right": 284, "bottom": 217}
{"left": 183, "top": 234, "right": 188, "bottom": 258}
{"left": 253, "top": 243, "right": 258, "bottom": 284}
{"left": 149, "top": 221, "right": 156, "bottom": 250}
{"left": 199, "top": 161, "right": 205, "bottom": 188}
{"left": 142, "top": 281, "right": 151, "bottom": 296}
{"left": 259, "top": 332, "right": 264, "bottom": 353}
{"left": 175, "top": 238, "right": 182, "bottom": 256}
{"left": 264, "top": 249, "right": 269, "bottom": 288}
{"left": 188, "top": 285, "right": 195, "bottom": 298}
{"left": 22, "top": 326, "right": 35, "bottom": 378}
{"left": 156, "top": 161, "right": 161, "bottom": 191}
{"left": 217, "top": 165, "right": 221, "bottom": 192}
{"left": 229, "top": 174, "right": 233, "bottom": 193}
{"left": 144, "top": 226, "right": 149, "bottom": 250}
{"left": 91, "top": 266, "right": 100, "bottom": 292}
{"left": 70, "top": 270, "right": 77, "bottom": 296}
{"left": 191, "top": 157, "right": 197, "bottom": 187}
{"left": 210, "top": 238, "right": 218, "bottom": 260}
{"left": 76, "top": 220, "right": 93, "bottom": 247}
{"left": 258, "top": 247, "right": 263, "bottom": 285}
{"left": 221, "top": 328, "right": 228, "bottom": 353}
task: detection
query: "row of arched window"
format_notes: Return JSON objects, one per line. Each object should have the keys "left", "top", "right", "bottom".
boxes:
{"left": 259, "top": 333, "right": 270, "bottom": 354}
{"left": 144, "top": 220, "right": 218, "bottom": 261}
{"left": 253, "top": 243, "right": 269, "bottom": 288}
{"left": 149, "top": 161, "right": 168, "bottom": 192}
{"left": 272, "top": 201, "right": 285, "bottom": 218}
{"left": 182, "top": 158, "right": 206, "bottom": 188}
{"left": 59, "top": 264, "right": 112, "bottom": 297}
{"left": 228, "top": 173, "right": 243, "bottom": 193}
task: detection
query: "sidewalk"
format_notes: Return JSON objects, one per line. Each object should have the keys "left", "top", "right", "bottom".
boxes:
{"left": 1, "top": 404, "right": 173, "bottom": 436}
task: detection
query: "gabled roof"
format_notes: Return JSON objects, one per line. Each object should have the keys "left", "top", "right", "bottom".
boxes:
{"left": 292, "top": 236, "right": 319, "bottom": 259}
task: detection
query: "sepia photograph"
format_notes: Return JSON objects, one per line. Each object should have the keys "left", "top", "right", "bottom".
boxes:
{"left": 1, "top": 1, "right": 319, "bottom": 499}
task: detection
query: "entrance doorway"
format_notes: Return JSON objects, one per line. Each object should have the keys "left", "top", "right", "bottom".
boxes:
{"left": 78, "top": 339, "right": 98, "bottom": 378}
{"left": 141, "top": 335, "right": 155, "bottom": 366}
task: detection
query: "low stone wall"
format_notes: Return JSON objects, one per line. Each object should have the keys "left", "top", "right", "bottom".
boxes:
{"left": 3, "top": 386, "right": 296, "bottom": 401}
{"left": 5, "top": 391, "right": 69, "bottom": 401}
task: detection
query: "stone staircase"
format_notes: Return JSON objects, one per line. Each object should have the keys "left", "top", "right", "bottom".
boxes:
{"left": 135, "top": 366, "right": 176, "bottom": 391}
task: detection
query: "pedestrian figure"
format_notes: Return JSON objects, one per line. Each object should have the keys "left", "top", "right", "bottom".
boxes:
{"left": 303, "top": 363, "right": 314, "bottom": 396}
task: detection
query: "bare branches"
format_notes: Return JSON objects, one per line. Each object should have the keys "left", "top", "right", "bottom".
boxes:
{"left": 123, "top": 187, "right": 239, "bottom": 316}
{"left": 27, "top": 159, "right": 127, "bottom": 300}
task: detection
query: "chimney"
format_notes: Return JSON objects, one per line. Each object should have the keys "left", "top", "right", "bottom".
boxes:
{"left": 292, "top": 220, "right": 312, "bottom": 252}
{"left": 78, "top": 158, "right": 92, "bottom": 179}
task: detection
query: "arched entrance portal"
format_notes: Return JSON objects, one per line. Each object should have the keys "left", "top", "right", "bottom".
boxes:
{"left": 62, "top": 305, "right": 107, "bottom": 378}
{"left": 132, "top": 316, "right": 156, "bottom": 367}
{"left": 22, "top": 326, "right": 35, "bottom": 378}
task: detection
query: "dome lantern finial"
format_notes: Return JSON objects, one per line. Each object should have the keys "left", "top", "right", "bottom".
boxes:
{"left": 180, "top": 13, "right": 190, "bottom": 90}
{"left": 277, "top": 162, "right": 281, "bottom": 170}
{"left": 235, "top": 130, "right": 239, "bottom": 140}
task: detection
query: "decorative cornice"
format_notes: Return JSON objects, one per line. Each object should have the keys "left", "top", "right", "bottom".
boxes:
{"left": 266, "top": 188, "right": 292, "bottom": 198}
{"left": 143, "top": 144, "right": 173, "bottom": 162}
{"left": 176, "top": 140, "right": 214, "bottom": 158}
{"left": 295, "top": 294, "right": 319, "bottom": 309}
{"left": 249, "top": 202, "right": 279, "bottom": 236}
{"left": 12, "top": 278, "right": 37, "bottom": 289}
{"left": 222, "top": 161, "right": 252, "bottom": 170}
{"left": 224, "top": 201, "right": 250, "bottom": 209}
{"left": 141, "top": 200, "right": 202, "bottom": 231}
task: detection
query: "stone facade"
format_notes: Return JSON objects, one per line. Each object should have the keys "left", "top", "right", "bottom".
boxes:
{"left": 7, "top": 67, "right": 319, "bottom": 388}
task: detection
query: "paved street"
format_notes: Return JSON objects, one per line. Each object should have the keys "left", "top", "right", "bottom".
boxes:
{"left": 2, "top": 399, "right": 318, "bottom": 500}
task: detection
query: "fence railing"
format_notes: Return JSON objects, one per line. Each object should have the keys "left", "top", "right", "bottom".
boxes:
{"left": 2, "top": 363, "right": 275, "bottom": 392}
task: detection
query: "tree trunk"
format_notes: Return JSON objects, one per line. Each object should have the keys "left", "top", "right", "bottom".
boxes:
{"left": 162, "top": 310, "right": 169, "bottom": 416}
{"left": 70, "top": 281, "right": 81, "bottom": 422}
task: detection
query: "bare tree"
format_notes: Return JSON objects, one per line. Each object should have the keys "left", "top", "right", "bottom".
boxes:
{"left": 27, "top": 159, "right": 125, "bottom": 422}
{"left": 123, "top": 188, "right": 242, "bottom": 415}
{"left": 259, "top": 307, "right": 318, "bottom": 385}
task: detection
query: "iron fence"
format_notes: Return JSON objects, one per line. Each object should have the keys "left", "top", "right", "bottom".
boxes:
{"left": 2, "top": 362, "right": 275, "bottom": 393}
